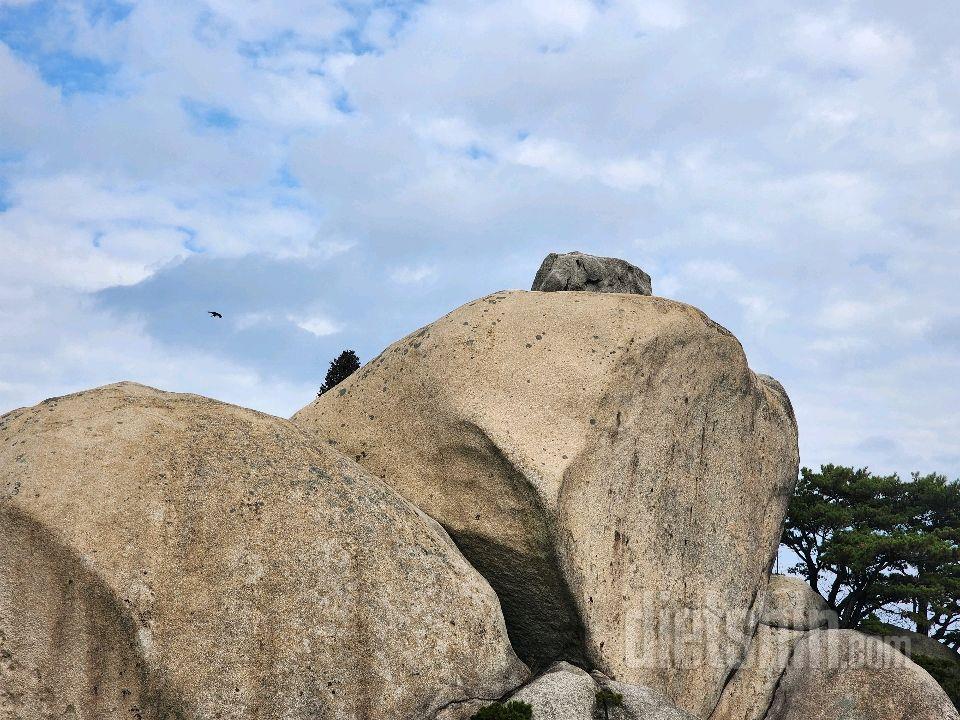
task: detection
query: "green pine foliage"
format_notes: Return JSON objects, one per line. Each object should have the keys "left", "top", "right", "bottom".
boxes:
{"left": 783, "top": 464, "right": 960, "bottom": 707}
{"left": 317, "top": 349, "right": 361, "bottom": 396}
{"left": 470, "top": 700, "right": 533, "bottom": 720}
{"left": 782, "top": 464, "right": 960, "bottom": 639}
{"left": 594, "top": 688, "right": 624, "bottom": 719}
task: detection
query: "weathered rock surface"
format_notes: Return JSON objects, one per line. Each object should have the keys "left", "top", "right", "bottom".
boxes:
{"left": 510, "top": 663, "right": 598, "bottom": 720}
{"left": 293, "top": 290, "right": 799, "bottom": 717}
{"left": 764, "top": 630, "right": 959, "bottom": 720}
{"left": 709, "top": 625, "right": 805, "bottom": 720}
{"left": 866, "top": 622, "right": 960, "bottom": 663}
{"left": 710, "top": 575, "right": 833, "bottom": 720}
{"left": 440, "top": 663, "right": 695, "bottom": 720}
{"left": 0, "top": 383, "right": 527, "bottom": 720}
{"left": 531, "top": 251, "right": 653, "bottom": 295}
{"left": 761, "top": 575, "right": 836, "bottom": 630}
{"left": 593, "top": 672, "right": 699, "bottom": 720}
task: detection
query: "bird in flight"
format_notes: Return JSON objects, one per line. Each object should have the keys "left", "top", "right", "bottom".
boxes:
{"left": 208, "top": 311, "right": 223, "bottom": 319}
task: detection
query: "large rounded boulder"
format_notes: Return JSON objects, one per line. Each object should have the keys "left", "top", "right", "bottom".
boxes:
{"left": 765, "top": 630, "right": 959, "bottom": 720}
{"left": 0, "top": 383, "right": 527, "bottom": 720}
{"left": 293, "top": 290, "right": 799, "bottom": 717}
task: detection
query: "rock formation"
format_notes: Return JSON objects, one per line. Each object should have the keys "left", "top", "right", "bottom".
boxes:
{"left": 440, "top": 662, "right": 696, "bottom": 720}
{"left": 765, "top": 630, "right": 959, "bottom": 720}
{"left": 760, "top": 575, "right": 838, "bottom": 631}
{"left": 709, "top": 626, "right": 805, "bottom": 720}
{"left": 293, "top": 290, "right": 800, "bottom": 717}
{"left": 710, "top": 575, "right": 832, "bottom": 720}
{"left": 4, "top": 253, "right": 955, "bottom": 720}
{"left": 711, "top": 574, "right": 957, "bottom": 720}
{"left": 865, "top": 622, "right": 960, "bottom": 663}
{"left": 531, "top": 251, "right": 653, "bottom": 295}
{"left": 0, "top": 383, "right": 527, "bottom": 720}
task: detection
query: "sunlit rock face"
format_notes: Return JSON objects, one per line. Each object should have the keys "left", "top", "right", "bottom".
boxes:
{"left": 294, "top": 289, "right": 799, "bottom": 718}
{"left": 0, "top": 382, "right": 527, "bottom": 720}
{"left": 437, "top": 661, "right": 697, "bottom": 720}
{"left": 765, "top": 630, "right": 960, "bottom": 720}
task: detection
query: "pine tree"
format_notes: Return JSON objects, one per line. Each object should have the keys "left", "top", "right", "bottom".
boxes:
{"left": 470, "top": 701, "right": 532, "bottom": 720}
{"left": 318, "top": 350, "right": 360, "bottom": 396}
{"left": 783, "top": 465, "right": 960, "bottom": 639}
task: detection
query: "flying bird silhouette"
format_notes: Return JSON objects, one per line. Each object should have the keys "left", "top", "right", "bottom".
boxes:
{"left": 208, "top": 311, "right": 223, "bottom": 319}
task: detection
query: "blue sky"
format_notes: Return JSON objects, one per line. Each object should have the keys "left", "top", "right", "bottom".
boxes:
{"left": 1, "top": 0, "right": 959, "bottom": 479}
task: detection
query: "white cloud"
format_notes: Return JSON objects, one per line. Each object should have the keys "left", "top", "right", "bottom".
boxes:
{"left": 623, "top": 0, "right": 689, "bottom": 30}
{"left": 521, "top": 0, "right": 596, "bottom": 35}
{"left": 389, "top": 264, "right": 437, "bottom": 284}
{"left": 233, "top": 312, "right": 273, "bottom": 331}
{"left": 598, "top": 157, "right": 663, "bottom": 191}
{"left": 819, "top": 300, "right": 877, "bottom": 331}
{"left": 791, "top": 11, "right": 913, "bottom": 72}
{"left": 0, "top": 43, "right": 63, "bottom": 150}
{"left": 294, "top": 315, "right": 341, "bottom": 337}
{"left": 1, "top": 0, "right": 959, "bottom": 480}
{"left": 809, "top": 336, "right": 869, "bottom": 354}
{"left": 505, "top": 137, "right": 662, "bottom": 190}
{"left": 736, "top": 295, "right": 788, "bottom": 329}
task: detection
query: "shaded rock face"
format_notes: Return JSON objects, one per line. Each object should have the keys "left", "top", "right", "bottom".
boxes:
{"left": 0, "top": 383, "right": 527, "bottom": 720}
{"left": 866, "top": 623, "right": 960, "bottom": 664}
{"left": 532, "top": 251, "right": 652, "bottom": 295}
{"left": 765, "top": 630, "right": 959, "bottom": 720}
{"left": 1, "top": 507, "right": 157, "bottom": 718}
{"left": 293, "top": 290, "right": 799, "bottom": 717}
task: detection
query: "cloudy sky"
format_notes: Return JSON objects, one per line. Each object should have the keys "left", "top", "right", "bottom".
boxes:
{"left": 1, "top": 0, "right": 958, "bottom": 479}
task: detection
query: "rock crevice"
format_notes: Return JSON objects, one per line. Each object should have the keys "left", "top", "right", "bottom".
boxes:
{"left": 294, "top": 289, "right": 800, "bottom": 718}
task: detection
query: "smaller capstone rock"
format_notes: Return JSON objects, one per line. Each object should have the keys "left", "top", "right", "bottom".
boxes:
{"left": 531, "top": 251, "right": 652, "bottom": 295}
